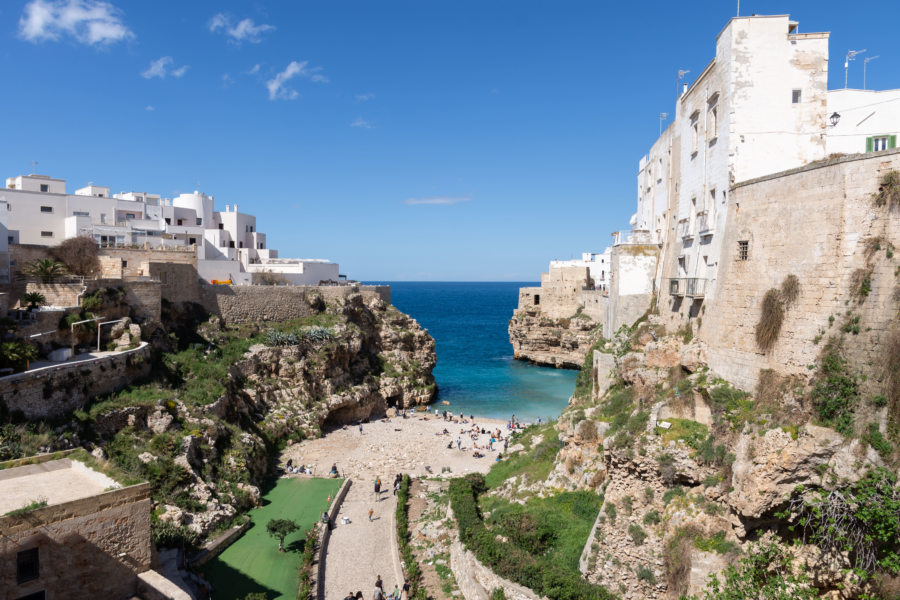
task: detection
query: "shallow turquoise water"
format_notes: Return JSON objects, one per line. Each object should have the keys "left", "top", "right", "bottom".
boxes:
{"left": 369, "top": 282, "right": 577, "bottom": 423}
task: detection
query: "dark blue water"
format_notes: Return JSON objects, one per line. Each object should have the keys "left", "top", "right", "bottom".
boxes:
{"left": 369, "top": 282, "right": 577, "bottom": 422}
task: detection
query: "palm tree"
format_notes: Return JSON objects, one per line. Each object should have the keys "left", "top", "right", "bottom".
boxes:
{"left": 21, "top": 292, "right": 46, "bottom": 311}
{"left": 23, "top": 259, "right": 67, "bottom": 283}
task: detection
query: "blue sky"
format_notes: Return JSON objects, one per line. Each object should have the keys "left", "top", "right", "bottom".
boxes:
{"left": 1, "top": 1, "right": 898, "bottom": 281}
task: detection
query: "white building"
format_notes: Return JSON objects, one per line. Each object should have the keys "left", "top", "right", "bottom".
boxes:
{"left": 826, "top": 89, "right": 900, "bottom": 155}
{"left": 2, "top": 174, "right": 339, "bottom": 285}
{"left": 630, "top": 14, "right": 900, "bottom": 323}
{"left": 550, "top": 249, "right": 611, "bottom": 292}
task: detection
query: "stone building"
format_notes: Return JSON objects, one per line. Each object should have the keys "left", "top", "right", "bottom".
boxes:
{"left": 2, "top": 174, "right": 339, "bottom": 285}
{"left": 0, "top": 451, "right": 189, "bottom": 600}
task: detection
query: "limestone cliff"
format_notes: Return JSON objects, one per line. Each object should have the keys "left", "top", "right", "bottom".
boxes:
{"left": 508, "top": 309, "right": 601, "bottom": 368}
{"left": 0, "top": 291, "right": 436, "bottom": 541}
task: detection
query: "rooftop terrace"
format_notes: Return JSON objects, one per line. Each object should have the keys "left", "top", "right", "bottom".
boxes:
{"left": 0, "top": 456, "right": 121, "bottom": 515}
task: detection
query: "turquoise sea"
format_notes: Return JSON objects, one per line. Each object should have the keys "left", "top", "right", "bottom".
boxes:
{"left": 369, "top": 282, "right": 577, "bottom": 423}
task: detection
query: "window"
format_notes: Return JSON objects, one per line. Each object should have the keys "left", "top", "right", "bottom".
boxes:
{"left": 709, "top": 189, "right": 716, "bottom": 209}
{"left": 534, "top": 294, "right": 540, "bottom": 306}
{"left": 122, "top": 260, "right": 128, "bottom": 268}
{"left": 7, "top": 236, "right": 12, "bottom": 244}
{"left": 239, "top": 241, "right": 243, "bottom": 248}
{"left": 738, "top": 240, "right": 749, "bottom": 261}
{"left": 868, "top": 136, "right": 895, "bottom": 152}
{"left": 165, "top": 218, "right": 171, "bottom": 225}
{"left": 691, "top": 117, "right": 699, "bottom": 155}
{"left": 73, "top": 211, "right": 89, "bottom": 217}
{"left": 40, "top": 231, "right": 53, "bottom": 238}
{"left": 258, "top": 242, "right": 264, "bottom": 249}
{"left": 250, "top": 226, "right": 254, "bottom": 233}
{"left": 177, "top": 219, "right": 183, "bottom": 226}
{"left": 125, "top": 213, "right": 135, "bottom": 219}
{"left": 16, "top": 592, "right": 46, "bottom": 600}
{"left": 709, "top": 107, "right": 718, "bottom": 140}
{"left": 17, "top": 548, "right": 39, "bottom": 584}
{"left": 229, "top": 241, "right": 235, "bottom": 248}
{"left": 196, "top": 218, "right": 202, "bottom": 226}
{"left": 791, "top": 89, "right": 802, "bottom": 104}
{"left": 188, "top": 237, "right": 197, "bottom": 245}
{"left": 39, "top": 184, "right": 49, "bottom": 192}
{"left": 40, "top": 206, "right": 52, "bottom": 213}
{"left": 218, "top": 223, "right": 224, "bottom": 230}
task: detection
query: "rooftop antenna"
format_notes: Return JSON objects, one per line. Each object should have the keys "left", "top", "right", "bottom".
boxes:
{"left": 736, "top": 0, "right": 740, "bottom": 17}
{"left": 844, "top": 49, "right": 866, "bottom": 89}
{"left": 30, "top": 161, "right": 38, "bottom": 174}
{"left": 863, "top": 55, "right": 879, "bottom": 90}
{"left": 676, "top": 70, "right": 690, "bottom": 102}
{"left": 659, "top": 112, "right": 669, "bottom": 135}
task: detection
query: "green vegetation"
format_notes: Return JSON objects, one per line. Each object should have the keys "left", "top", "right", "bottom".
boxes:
{"left": 0, "top": 340, "right": 39, "bottom": 373}
{"left": 873, "top": 170, "right": 900, "bottom": 208}
{"left": 627, "top": 523, "right": 647, "bottom": 545}
{"left": 22, "top": 292, "right": 45, "bottom": 310}
{"left": 656, "top": 418, "right": 707, "bottom": 448}
{"left": 643, "top": 509, "right": 660, "bottom": 525}
{"left": 636, "top": 566, "right": 656, "bottom": 585}
{"left": 23, "top": 258, "right": 67, "bottom": 282}
{"left": 450, "top": 473, "right": 613, "bottom": 600}
{"left": 573, "top": 333, "right": 607, "bottom": 401}
{"left": 865, "top": 423, "right": 894, "bottom": 458}
{"left": 786, "top": 468, "right": 900, "bottom": 578}
{"left": 755, "top": 288, "right": 785, "bottom": 351}
{"left": 811, "top": 342, "right": 859, "bottom": 436}
{"left": 686, "top": 540, "right": 816, "bottom": 600}
{"left": 4, "top": 498, "right": 48, "bottom": 517}
{"left": 266, "top": 518, "right": 299, "bottom": 552}
{"left": 662, "top": 485, "right": 685, "bottom": 505}
{"left": 483, "top": 423, "right": 561, "bottom": 489}
{"left": 396, "top": 474, "right": 427, "bottom": 599}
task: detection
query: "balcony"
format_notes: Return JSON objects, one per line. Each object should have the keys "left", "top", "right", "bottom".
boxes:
{"left": 677, "top": 218, "right": 693, "bottom": 241}
{"left": 697, "top": 211, "right": 714, "bottom": 236}
{"left": 667, "top": 277, "right": 707, "bottom": 299}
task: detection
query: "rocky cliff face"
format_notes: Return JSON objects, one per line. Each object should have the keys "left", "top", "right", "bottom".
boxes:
{"left": 508, "top": 309, "right": 600, "bottom": 368}
{"left": 506, "top": 315, "right": 897, "bottom": 600}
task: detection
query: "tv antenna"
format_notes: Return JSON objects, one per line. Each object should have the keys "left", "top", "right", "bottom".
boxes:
{"left": 844, "top": 49, "right": 866, "bottom": 89}
{"left": 659, "top": 113, "right": 669, "bottom": 135}
{"left": 30, "top": 161, "right": 38, "bottom": 174}
{"left": 676, "top": 70, "right": 690, "bottom": 101}
{"left": 863, "top": 55, "right": 879, "bottom": 90}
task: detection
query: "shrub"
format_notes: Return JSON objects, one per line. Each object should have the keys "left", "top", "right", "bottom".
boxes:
{"left": 264, "top": 330, "right": 300, "bottom": 347}
{"left": 755, "top": 288, "right": 784, "bottom": 351}
{"left": 636, "top": 566, "right": 656, "bottom": 585}
{"left": 21, "top": 292, "right": 45, "bottom": 309}
{"left": 490, "top": 590, "right": 507, "bottom": 600}
{"left": 811, "top": 342, "right": 858, "bottom": 436}
{"left": 151, "top": 519, "right": 201, "bottom": 551}
{"left": 865, "top": 423, "right": 893, "bottom": 458}
{"left": 780, "top": 274, "right": 800, "bottom": 306}
{"left": 662, "top": 485, "right": 685, "bottom": 505}
{"left": 603, "top": 501, "right": 617, "bottom": 524}
{"left": 81, "top": 291, "right": 104, "bottom": 311}
{"left": 785, "top": 468, "right": 900, "bottom": 576}
{"left": 628, "top": 523, "right": 648, "bottom": 545}
{"left": 303, "top": 326, "right": 335, "bottom": 342}
{"left": 0, "top": 340, "right": 40, "bottom": 372}
{"left": 51, "top": 236, "right": 100, "bottom": 277}
{"left": 873, "top": 170, "right": 900, "bottom": 208}
{"left": 688, "top": 540, "right": 817, "bottom": 600}
{"left": 643, "top": 509, "right": 660, "bottom": 525}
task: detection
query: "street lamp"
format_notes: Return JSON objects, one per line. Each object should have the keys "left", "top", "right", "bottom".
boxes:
{"left": 829, "top": 112, "right": 841, "bottom": 128}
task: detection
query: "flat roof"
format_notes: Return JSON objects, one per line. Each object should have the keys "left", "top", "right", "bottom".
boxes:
{"left": 0, "top": 458, "right": 120, "bottom": 515}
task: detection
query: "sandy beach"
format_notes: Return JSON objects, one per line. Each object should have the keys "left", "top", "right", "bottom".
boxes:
{"left": 281, "top": 410, "right": 525, "bottom": 481}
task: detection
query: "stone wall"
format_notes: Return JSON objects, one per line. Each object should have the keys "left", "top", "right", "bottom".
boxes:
{"left": 0, "top": 481, "right": 152, "bottom": 600}
{"left": 701, "top": 149, "right": 900, "bottom": 391}
{"left": 98, "top": 247, "right": 197, "bottom": 279}
{"left": 149, "top": 262, "right": 201, "bottom": 305}
{"left": 605, "top": 244, "right": 658, "bottom": 336}
{"left": 200, "top": 284, "right": 391, "bottom": 324}
{"left": 0, "top": 342, "right": 152, "bottom": 420}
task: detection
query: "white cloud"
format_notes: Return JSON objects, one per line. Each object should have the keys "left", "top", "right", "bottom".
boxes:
{"left": 19, "top": 0, "right": 134, "bottom": 46}
{"left": 209, "top": 13, "right": 274, "bottom": 43}
{"left": 141, "top": 56, "right": 189, "bottom": 79}
{"left": 404, "top": 196, "right": 471, "bottom": 206}
{"left": 266, "top": 60, "right": 327, "bottom": 100}
{"left": 355, "top": 92, "right": 375, "bottom": 102}
{"left": 350, "top": 117, "right": 372, "bottom": 129}
{"left": 247, "top": 63, "right": 261, "bottom": 75}
{"left": 145, "top": 105, "right": 155, "bottom": 111}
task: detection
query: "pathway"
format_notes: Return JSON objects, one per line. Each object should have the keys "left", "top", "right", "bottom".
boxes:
{"left": 325, "top": 478, "right": 404, "bottom": 599}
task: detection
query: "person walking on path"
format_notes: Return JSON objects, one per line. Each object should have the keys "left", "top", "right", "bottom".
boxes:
{"left": 359, "top": 420, "right": 364, "bottom": 434}
{"left": 368, "top": 507, "right": 374, "bottom": 521}
{"left": 374, "top": 476, "right": 382, "bottom": 498}
{"left": 400, "top": 580, "right": 410, "bottom": 600}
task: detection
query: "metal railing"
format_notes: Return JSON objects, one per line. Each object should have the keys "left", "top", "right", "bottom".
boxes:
{"left": 667, "top": 277, "right": 707, "bottom": 298}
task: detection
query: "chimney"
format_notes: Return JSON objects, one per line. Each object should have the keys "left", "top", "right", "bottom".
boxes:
{"left": 234, "top": 204, "right": 239, "bottom": 212}
{"left": 225, "top": 204, "right": 230, "bottom": 212}
{"left": 682, "top": 83, "right": 688, "bottom": 95}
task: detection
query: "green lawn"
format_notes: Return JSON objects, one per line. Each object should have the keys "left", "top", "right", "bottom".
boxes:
{"left": 205, "top": 477, "right": 344, "bottom": 600}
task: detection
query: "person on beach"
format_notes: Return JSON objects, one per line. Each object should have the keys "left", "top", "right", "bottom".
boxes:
{"left": 390, "top": 584, "right": 400, "bottom": 599}
{"left": 401, "top": 580, "right": 410, "bottom": 600}
{"left": 359, "top": 420, "right": 363, "bottom": 434}
{"left": 345, "top": 592, "right": 355, "bottom": 600}
{"left": 456, "top": 436, "right": 462, "bottom": 450}
{"left": 355, "top": 593, "right": 363, "bottom": 600}
{"left": 368, "top": 507, "right": 374, "bottom": 521}
{"left": 375, "top": 477, "right": 381, "bottom": 497}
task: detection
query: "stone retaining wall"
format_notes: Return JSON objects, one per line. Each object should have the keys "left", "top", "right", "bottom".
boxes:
{"left": 200, "top": 284, "right": 391, "bottom": 324}
{"left": 316, "top": 478, "right": 351, "bottom": 600}
{"left": 446, "top": 506, "right": 543, "bottom": 600}
{"left": 0, "top": 342, "right": 152, "bottom": 420}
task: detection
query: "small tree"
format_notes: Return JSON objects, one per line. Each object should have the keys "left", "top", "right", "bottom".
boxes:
{"left": 51, "top": 236, "right": 100, "bottom": 277}
{"left": 266, "top": 518, "right": 299, "bottom": 552}
{"left": 21, "top": 292, "right": 46, "bottom": 311}
{"left": 23, "top": 259, "right": 67, "bottom": 283}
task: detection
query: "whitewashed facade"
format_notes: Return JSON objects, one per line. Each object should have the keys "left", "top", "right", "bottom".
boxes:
{"left": 550, "top": 250, "right": 611, "bottom": 292}
{"left": 826, "top": 89, "right": 900, "bottom": 155}
{"left": 2, "top": 174, "right": 338, "bottom": 285}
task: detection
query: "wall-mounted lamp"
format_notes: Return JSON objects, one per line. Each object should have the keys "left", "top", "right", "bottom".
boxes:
{"left": 829, "top": 112, "right": 841, "bottom": 127}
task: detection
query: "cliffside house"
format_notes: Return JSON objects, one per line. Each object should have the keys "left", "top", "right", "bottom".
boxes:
{"left": 2, "top": 174, "right": 338, "bottom": 286}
